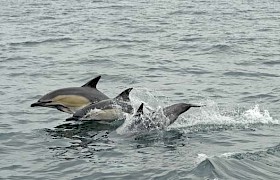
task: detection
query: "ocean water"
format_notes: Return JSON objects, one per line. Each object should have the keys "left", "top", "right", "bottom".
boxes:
{"left": 1, "top": 0, "right": 280, "bottom": 179}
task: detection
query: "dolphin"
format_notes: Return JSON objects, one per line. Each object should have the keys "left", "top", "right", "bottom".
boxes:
{"left": 163, "top": 103, "right": 202, "bottom": 125}
{"left": 65, "top": 88, "right": 133, "bottom": 121}
{"left": 31, "top": 76, "right": 109, "bottom": 114}
{"left": 129, "top": 103, "right": 203, "bottom": 130}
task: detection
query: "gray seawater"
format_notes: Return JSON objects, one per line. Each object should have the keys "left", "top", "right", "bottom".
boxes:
{"left": 1, "top": 0, "right": 280, "bottom": 179}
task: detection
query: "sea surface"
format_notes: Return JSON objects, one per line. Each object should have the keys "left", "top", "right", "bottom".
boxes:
{"left": 1, "top": 0, "right": 280, "bottom": 179}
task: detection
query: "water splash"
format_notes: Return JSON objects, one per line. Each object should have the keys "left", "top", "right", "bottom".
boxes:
{"left": 129, "top": 87, "right": 168, "bottom": 110}
{"left": 172, "top": 100, "right": 279, "bottom": 129}
{"left": 116, "top": 88, "right": 169, "bottom": 135}
{"left": 117, "top": 89, "right": 278, "bottom": 135}
{"left": 241, "top": 104, "right": 274, "bottom": 124}
{"left": 116, "top": 107, "right": 170, "bottom": 135}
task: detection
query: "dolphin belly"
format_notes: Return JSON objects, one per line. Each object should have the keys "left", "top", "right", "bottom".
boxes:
{"left": 83, "top": 108, "right": 125, "bottom": 121}
{"left": 52, "top": 95, "right": 91, "bottom": 109}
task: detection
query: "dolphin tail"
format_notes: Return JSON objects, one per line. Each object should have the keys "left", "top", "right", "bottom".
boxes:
{"left": 81, "top": 75, "right": 101, "bottom": 88}
{"left": 115, "top": 88, "right": 133, "bottom": 102}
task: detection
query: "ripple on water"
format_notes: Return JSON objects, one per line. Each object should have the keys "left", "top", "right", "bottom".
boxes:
{"left": 241, "top": 93, "right": 277, "bottom": 102}
{"left": 262, "top": 60, "right": 280, "bottom": 66}
{"left": 8, "top": 37, "right": 73, "bottom": 47}
{"left": 177, "top": 67, "right": 213, "bottom": 75}
{"left": 202, "top": 44, "right": 233, "bottom": 54}
{"left": 223, "top": 71, "right": 280, "bottom": 78}
{"left": 95, "top": 38, "right": 150, "bottom": 44}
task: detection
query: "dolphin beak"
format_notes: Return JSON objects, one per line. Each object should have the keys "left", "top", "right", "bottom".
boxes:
{"left": 30, "top": 100, "right": 52, "bottom": 107}
{"left": 31, "top": 101, "right": 74, "bottom": 114}
{"left": 31, "top": 102, "right": 43, "bottom": 107}
{"left": 189, "top": 104, "right": 205, "bottom": 108}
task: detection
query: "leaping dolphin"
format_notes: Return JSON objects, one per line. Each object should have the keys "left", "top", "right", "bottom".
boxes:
{"left": 31, "top": 76, "right": 109, "bottom": 114}
{"left": 129, "top": 102, "right": 203, "bottom": 130}
{"left": 66, "top": 88, "right": 133, "bottom": 121}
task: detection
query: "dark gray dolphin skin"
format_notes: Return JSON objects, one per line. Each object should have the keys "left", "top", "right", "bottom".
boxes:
{"left": 163, "top": 103, "right": 202, "bottom": 125}
{"left": 31, "top": 76, "right": 109, "bottom": 114}
{"left": 66, "top": 88, "right": 133, "bottom": 121}
{"left": 131, "top": 103, "right": 203, "bottom": 129}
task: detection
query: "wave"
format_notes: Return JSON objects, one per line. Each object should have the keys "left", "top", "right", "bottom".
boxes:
{"left": 189, "top": 143, "right": 280, "bottom": 179}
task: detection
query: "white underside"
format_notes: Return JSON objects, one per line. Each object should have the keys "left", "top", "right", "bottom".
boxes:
{"left": 84, "top": 108, "right": 125, "bottom": 121}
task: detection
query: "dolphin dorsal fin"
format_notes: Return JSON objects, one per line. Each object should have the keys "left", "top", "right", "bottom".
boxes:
{"left": 81, "top": 75, "right": 101, "bottom": 88}
{"left": 115, "top": 88, "right": 133, "bottom": 102}
{"left": 136, "top": 103, "right": 144, "bottom": 115}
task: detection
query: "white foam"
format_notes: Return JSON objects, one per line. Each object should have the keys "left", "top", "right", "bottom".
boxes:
{"left": 241, "top": 104, "right": 276, "bottom": 124}
{"left": 220, "top": 152, "right": 236, "bottom": 158}
{"left": 195, "top": 153, "right": 209, "bottom": 165}
{"left": 194, "top": 152, "right": 238, "bottom": 166}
